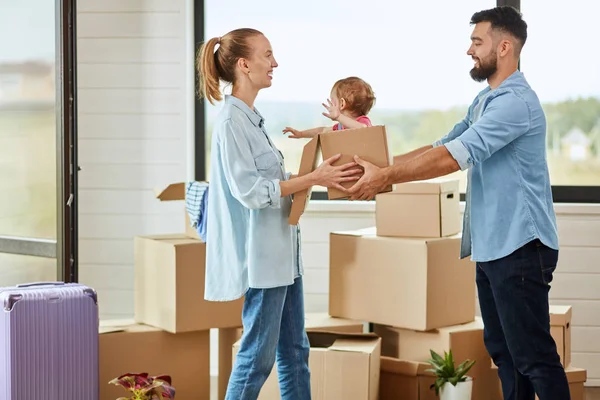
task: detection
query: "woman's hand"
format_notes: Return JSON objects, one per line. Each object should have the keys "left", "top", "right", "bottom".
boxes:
{"left": 322, "top": 98, "right": 341, "bottom": 121}
{"left": 311, "top": 154, "right": 362, "bottom": 191}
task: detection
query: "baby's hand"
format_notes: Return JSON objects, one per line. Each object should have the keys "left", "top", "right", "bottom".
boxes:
{"left": 322, "top": 98, "right": 341, "bottom": 121}
{"left": 282, "top": 127, "right": 304, "bottom": 139}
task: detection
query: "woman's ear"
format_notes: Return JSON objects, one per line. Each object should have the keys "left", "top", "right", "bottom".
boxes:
{"left": 237, "top": 57, "right": 250, "bottom": 74}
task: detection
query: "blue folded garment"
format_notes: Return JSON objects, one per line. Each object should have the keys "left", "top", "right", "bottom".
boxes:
{"left": 185, "top": 181, "right": 209, "bottom": 242}
{"left": 198, "top": 185, "right": 209, "bottom": 242}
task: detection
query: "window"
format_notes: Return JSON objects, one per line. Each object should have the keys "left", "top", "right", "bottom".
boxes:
{"left": 520, "top": 0, "right": 600, "bottom": 199}
{"left": 0, "top": 0, "right": 74, "bottom": 281}
{"left": 196, "top": 0, "right": 600, "bottom": 202}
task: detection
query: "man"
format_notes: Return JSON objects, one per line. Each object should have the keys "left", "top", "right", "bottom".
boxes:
{"left": 348, "top": 6, "right": 569, "bottom": 400}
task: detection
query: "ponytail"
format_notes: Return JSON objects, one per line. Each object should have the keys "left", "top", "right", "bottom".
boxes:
{"left": 196, "top": 29, "right": 264, "bottom": 105}
{"left": 197, "top": 37, "right": 222, "bottom": 105}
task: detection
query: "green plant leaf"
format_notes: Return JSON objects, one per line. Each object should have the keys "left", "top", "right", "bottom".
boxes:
{"left": 430, "top": 349, "right": 445, "bottom": 366}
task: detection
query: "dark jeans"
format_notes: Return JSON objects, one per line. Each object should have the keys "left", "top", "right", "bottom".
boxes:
{"left": 476, "top": 239, "right": 570, "bottom": 400}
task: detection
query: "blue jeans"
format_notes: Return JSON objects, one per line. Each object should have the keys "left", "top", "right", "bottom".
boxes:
{"left": 226, "top": 277, "right": 311, "bottom": 400}
{"left": 476, "top": 239, "right": 570, "bottom": 400}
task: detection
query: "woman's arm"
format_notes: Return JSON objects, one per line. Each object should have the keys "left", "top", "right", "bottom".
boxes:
{"left": 280, "top": 154, "right": 362, "bottom": 198}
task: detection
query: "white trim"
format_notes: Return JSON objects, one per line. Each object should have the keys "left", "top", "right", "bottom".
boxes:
{"left": 305, "top": 200, "right": 600, "bottom": 216}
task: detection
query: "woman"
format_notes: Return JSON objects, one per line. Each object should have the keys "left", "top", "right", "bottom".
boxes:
{"left": 197, "top": 28, "right": 360, "bottom": 400}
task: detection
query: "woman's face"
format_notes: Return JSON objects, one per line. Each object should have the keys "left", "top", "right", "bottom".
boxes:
{"left": 244, "top": 35, "right": 278, "bottom": 90}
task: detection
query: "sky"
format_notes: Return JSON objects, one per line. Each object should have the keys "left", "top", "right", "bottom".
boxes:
{"left": 1, "top": 0, "right": 597, "bottom": 110}
{"left": 0, "top": 0, "right": 55, "bottom": 63}
{"left": 205, "top": 0, "right": 600, "bottom": 110}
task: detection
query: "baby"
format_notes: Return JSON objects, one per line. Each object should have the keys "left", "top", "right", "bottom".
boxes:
{"left": 283, "top": 76, "right": 375, "bottom": 138}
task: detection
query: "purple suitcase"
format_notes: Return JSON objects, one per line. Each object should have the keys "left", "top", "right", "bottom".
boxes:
{"left": 0, "top": 282, "right": 99, "bottom": 400}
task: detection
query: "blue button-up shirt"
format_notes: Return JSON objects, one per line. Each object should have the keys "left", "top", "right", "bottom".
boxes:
{"left": 205, "top": 95, "right": 302, "bottom": 301}
{"left": 433, "top": 71, "right": 559, "bottom": 262}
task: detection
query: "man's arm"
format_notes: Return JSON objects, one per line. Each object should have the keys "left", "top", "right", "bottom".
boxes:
{"left": 385, "top": 146, "right": 460, "bottom": 185}
{"left": 347, "top": 92, "right": 530, "bottom": 200}
{"left": 393, "top": 145, "right": 433, "bottom": 165}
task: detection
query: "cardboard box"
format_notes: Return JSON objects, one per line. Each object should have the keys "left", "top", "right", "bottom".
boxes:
{"left": 374, "top": 318, "right": 501, "bottom": 400}
{"left": 329, "top": 227, "right": 476, "bottom": 331}
{"left": 233, "top": 332, "right": 381, "bottom": 400}
{"left": 550, "top": 305, "right": 572, "bottom": 367}
{"left": 289, "top": 125, "right": 392, "bottom": 225}
{"left": 492, "top": 304, "right": 572, "bottom": 369}
{"left": 99, "top": 321, "right": 210, "bottom": 400}
{"left": 379, "top": 357, "right": 437, "bottom": 400}
{"left": 218, "top": 313, "right": 363, "bottom": 400}
{"left": 134, "top": 234, "right": 243, "bottom": 333}
{"left": 565, "top": 367, "right": 587, "bottom": 400}
{"left": 375, "top": 179, "right": 460, "bottom": 238}
{"left": 154, "top": 182, "right": 203, "bottom": 240}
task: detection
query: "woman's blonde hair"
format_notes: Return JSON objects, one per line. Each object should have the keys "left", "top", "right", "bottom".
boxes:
{"left": 196, "top": 28, "right": 263, "bottom": 105}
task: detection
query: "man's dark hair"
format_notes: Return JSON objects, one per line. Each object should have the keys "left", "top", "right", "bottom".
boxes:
{"left": 471, "top": 6, "right": 528, "bottom": 49}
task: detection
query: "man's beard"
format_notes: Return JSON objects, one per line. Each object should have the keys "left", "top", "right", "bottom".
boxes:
{"left": 470, "top": 53, "right": 498, "bottom": 82}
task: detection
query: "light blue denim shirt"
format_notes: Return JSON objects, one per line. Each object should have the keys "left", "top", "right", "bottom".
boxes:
{"left": 433, "top": 71, "right": 559, "bottom": 262}
{"left": 205, "top": 95, "right": 302, "bottom": 301}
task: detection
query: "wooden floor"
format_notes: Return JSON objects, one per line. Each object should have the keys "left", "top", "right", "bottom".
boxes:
{"left": 209, "top": 378, "right": 599, "bottom": 400}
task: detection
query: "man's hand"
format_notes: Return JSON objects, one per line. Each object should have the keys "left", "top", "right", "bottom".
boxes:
{"left": 347, "top": 156, "right": 389, "bottom": 200}
{"left": 322, "top": 98, "right": 341, "bottom": 121}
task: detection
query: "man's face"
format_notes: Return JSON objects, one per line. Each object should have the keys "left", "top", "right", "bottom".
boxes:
{"left": 467, "top": 22, "right": 498, "bottom": 82}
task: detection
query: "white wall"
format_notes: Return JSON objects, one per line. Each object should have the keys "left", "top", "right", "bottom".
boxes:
{"left": 76, "top": 0, "right": 194, "bottom": 319}
{"left": 75, "top": 0, "right": 600, "bottom": 386}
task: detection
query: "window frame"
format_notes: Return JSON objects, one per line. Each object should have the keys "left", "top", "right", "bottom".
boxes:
{"left": 193, "top": 0, "right": 600, "bottom": 203}
{"left": 0, "top": 0, "right": 78, "bottom": 282}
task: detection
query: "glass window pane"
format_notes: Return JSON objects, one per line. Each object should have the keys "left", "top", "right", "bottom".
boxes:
{"left": 205, "top": 1, "right": 497, "bottom": 194}
{"left": 0, "top": 253, "right": 56, "bottom": 286}
{"left": 0, "top": 0, "right": 57, "bottom": 238}
{"left": 521, "top": 0, "right": 600, "bottom": 186}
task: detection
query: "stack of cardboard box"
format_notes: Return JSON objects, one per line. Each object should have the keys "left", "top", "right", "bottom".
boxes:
{"left": 329, "top": 178, "right": 503, "bottom": 400}
{"left": 490, "top": 305, "right": 587, "bottom": 399}
{"left": 327, "top": 177, "right": 588, "bottom": 399}
{"left": 99, "top": 182, "right": 244, "bottom": 400}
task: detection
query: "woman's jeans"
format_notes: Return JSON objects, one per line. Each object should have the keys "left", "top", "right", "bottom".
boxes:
{"left": 226, "top": 277, "right": 311, "bottom": 400}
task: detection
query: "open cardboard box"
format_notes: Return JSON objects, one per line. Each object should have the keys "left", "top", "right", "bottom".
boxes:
{"left": 233, "top": 331, "right": 381, "bottom": 400}
{"left": 289, "top": 125, "right": 392, "bottom": 225}
{"left": 379, "top": 357, "right": 437, "bottom": 400}
{"left": 154, "top": 181, "right": 206, "bottom": 240}
{"left": 374, "top": 318, "right": 501, "bottom": 400}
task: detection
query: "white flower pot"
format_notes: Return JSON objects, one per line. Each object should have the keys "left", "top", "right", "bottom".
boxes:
{"left": 439, "top": 378, "right": 473, "bottom": 400}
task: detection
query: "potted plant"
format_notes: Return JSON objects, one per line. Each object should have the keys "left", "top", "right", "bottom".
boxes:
{"left": 109, "top": 373, "right": 176, "bottom": 400}
{"left": 426, "top": 349, "right": 476, "bottom": 400}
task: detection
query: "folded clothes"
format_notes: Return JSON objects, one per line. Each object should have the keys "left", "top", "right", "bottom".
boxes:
{"left": 185, "top": 181, "right": 209, "bottom": 242}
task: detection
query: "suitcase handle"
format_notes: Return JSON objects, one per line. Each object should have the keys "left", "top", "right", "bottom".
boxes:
{"left": 16, "top": 281, "right": 66, "bottom": 288}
